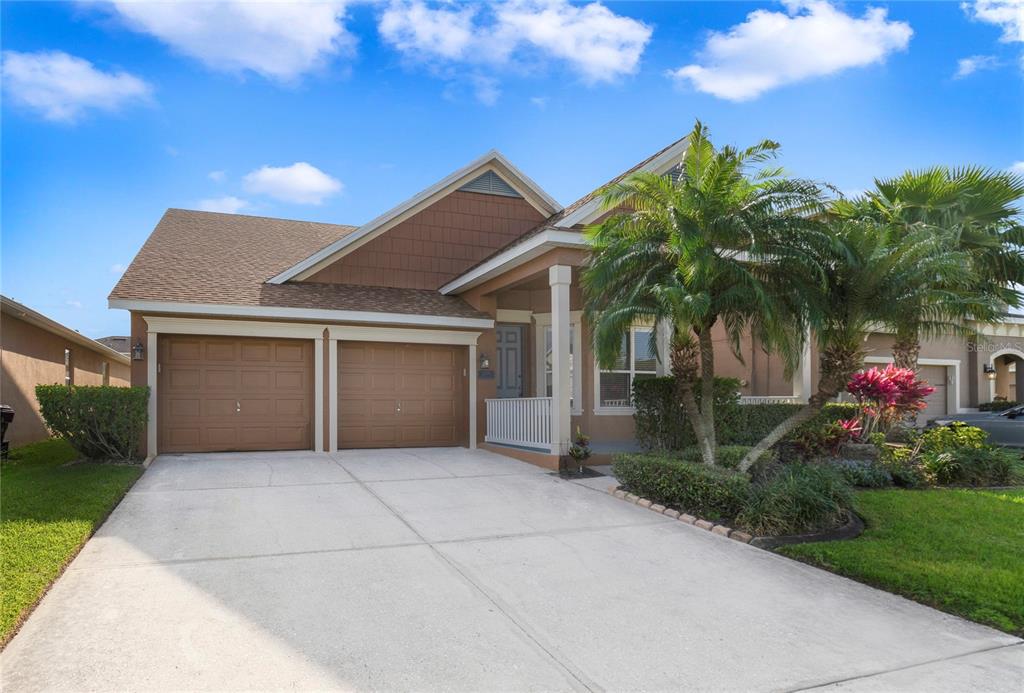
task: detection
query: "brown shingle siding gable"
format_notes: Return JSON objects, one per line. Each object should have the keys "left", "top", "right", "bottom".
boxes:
{"left": 303, "top": 191, "right": 546, "bottom": 290}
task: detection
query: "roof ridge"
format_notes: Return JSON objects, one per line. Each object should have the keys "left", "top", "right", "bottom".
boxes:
{"left": 167, "top": 207, "right": 358, "bottom": 228}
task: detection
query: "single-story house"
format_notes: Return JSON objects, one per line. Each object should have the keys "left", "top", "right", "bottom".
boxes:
{"left": 109, "top": 137, "right": 1024, "bottom": 466}
{"left": 1, "top": 295, "right": 131, "bottom": 446}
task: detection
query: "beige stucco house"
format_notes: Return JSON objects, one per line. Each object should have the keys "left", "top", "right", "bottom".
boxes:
{"left": 1, "top": 296, "right": 131, "bottom": 446}
{"left": 109, "top": 139, "right": 1024, "bottom": 467}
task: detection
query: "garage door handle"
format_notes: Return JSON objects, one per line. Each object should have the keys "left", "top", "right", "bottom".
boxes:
{"left": 396, "top": 400, "right": 401, "bottom": 413}
{"left": 236, "top": 400, "right": 241, "bottom": 413}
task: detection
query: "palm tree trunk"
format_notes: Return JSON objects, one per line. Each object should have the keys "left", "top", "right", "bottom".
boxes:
{"left": 738, "top": 342, "right": 863, "bottom": 472}
{"left": 892, "top": 328, "right": 920, "bottom": 371}
{"left": 696, "top": 326, "right": 718, "bottom": 462}
{"left": 671, "top": 334, "right": 715, "bottom": 466}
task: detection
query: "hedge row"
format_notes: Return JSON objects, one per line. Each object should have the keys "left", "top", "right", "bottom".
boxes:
{"left": 36, "top": 385, "right": 149, "bottom": 461}
{"left": 632, "top": 376, "right": 859, "bottom": 450}
{"left": 979, "top": 400, "right": 1020, "bottom": 412}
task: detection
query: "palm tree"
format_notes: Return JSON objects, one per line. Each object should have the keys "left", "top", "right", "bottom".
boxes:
{"left": 583, "top": 121, "right": 824, "bottom": 466}
{"left": 833, "top": 166, "right": 1024, "bottom": 370}
{"left": 737, "top": 220, "right": 978, "bottom": 471}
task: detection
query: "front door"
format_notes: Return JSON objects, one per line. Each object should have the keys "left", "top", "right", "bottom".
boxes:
{"left": 496, "top": 324, "right": 524, "bottom": 398}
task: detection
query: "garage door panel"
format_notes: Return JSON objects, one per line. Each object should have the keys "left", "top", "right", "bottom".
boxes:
{"left": 339, "top": 341, "right": 463, "bottom": 449}
{"left": 167, "top": 368, "right": 200, "bottom": 391}
{"left": 206, "top": 370, "right": 237, "bottom": 390}
{"left": 169, "top": 340, "right": 202, "bottom": 360}
{"left": 204, "top": 342, "right": 236, "bottom": 361}
{"left": 919, "top": 365, "right": 948, "bottom": 419}
{"left": 159, "top": 335, "right": 312, "bottom": 453}
{"left": 240, "top": 342, "right": 272, "bottom": 362}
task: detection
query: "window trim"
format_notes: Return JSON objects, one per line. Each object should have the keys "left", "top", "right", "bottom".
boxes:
{"left": 533, "top": 311, "right": 583, "bottom": 416}
{"left": 593, "top": 324, "right": 664, "bottom": 415}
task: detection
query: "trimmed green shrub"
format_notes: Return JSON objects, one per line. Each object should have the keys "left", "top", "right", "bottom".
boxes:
{"left": 35, "top": 385, "right": 149, "bottom": 461}
{"left": 921, "top": 446, "right": 1021, "bottom": 486}
{"left": 612, "top": 453, "right": 751, "bottom": 521}
{"left": 631, "top": 373, "right": 860, "bottom": 451}
{"left": 678, "top": 444, "right": 777, "bottom": 470}
{"left": 919, "top": 422, "right": 988, "bottom": 454}
{"left": 737, "top": 463, "right": 854, "bottom": 536}
{"left": 979, "top": 400, "right": 1020, "bottom": 412}
{"left": 632, "top": 377, "right": 741, "bottom": 450}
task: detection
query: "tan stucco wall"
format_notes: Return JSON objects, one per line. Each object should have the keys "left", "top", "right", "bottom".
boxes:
{"left": 1, "top": 313, "right": 129, "bottom": 446}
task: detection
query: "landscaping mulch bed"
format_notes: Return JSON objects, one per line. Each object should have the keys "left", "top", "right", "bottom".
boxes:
{"left": 607, "top": 484, "right": 863, "bottom": 548}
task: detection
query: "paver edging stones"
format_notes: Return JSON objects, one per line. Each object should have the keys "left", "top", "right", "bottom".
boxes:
{"left": 606, "top": 484, "right": 752, "bottom": 544}
{"left": 605, "top": 485, "right": 863, "bottom": 549}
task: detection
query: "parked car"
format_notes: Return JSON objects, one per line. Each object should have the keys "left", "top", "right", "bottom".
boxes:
{"left": 928, "top": 405, "right": 1024, "bottom": 448}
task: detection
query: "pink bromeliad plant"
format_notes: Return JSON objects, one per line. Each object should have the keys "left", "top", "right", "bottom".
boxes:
{"left": 844, "top": 364, "right": 935, "bottom": 440}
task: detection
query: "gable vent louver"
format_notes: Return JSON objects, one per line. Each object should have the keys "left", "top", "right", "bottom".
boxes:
{"left": 459, "top": 170, "right": 523, "bottom": 198}
{"left": 666, "top": 164, "right": 683, "bottom": 184}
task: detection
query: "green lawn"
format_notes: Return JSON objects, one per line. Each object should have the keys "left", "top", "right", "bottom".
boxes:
{"left": 1, "top": 439, "right": 142, "bottom": 645}
{"left": 780, "top": 487, "right": 1024, "bottom": 636}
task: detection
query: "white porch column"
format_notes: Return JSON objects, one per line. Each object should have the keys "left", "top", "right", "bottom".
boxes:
{"left": 793, "top": 336, "right": 813, "bottom": 403}
{"left": 314, "top": 335, "right": 324, "bottom": 453}
{"left": 328, "top": 337, "right": 338, "bottom": 452}
{"left": 469, "top": 343, "right": 478, "bottom": 449}
{"left": 147, "top": 330, "right": 158, "bottom": 458}
{"left": 549, "top": 265, "right": 572, "bottom": 456}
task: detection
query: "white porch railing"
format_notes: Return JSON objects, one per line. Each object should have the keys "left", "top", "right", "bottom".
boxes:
{"left": 739, "top": 396, "right": 803, "bottom": 405}
{"left": 485, "top": 397, "right": 552, "bottom": 450}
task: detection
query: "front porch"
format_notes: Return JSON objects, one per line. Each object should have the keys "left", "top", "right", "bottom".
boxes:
{"left": 459, "top": 254, "right": 811, "bottom": 463}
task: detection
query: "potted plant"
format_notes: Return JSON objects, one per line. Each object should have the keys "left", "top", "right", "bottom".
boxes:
{"left": 560, "top": 427, "right": 592, "bottom": 477}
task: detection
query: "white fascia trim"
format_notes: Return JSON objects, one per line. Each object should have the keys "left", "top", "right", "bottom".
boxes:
{"left": 268, "top": 150, "right": 561, "bottom": 284}
{"left": 111, "top": 299, "right": 494, "bottom": 330}
{"left": 553, "top": 137, "right": 691, "bottom": 229}
{"left": 2, "top": 295, "right": 131, "bottom": 365}
{"left": 143, "top": 316, "right": 326, "bottom": 339}
{"left": 439, "top": 230, "right": 587, "bottom": 295}
{"left": 328, "top": 325, "right": 481, "bottom": 346}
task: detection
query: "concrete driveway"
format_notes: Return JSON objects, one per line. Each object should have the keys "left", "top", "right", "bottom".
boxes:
{"left": 3, "top": 448, "right": 1021, "bottom": 692}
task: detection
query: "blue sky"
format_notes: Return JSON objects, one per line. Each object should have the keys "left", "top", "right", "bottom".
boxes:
{"left": 2, "top": 0, "right": 1022, "bottom": 338}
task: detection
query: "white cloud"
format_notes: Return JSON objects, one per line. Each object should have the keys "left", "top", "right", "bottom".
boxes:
{"left": 106, "top": 0, "right": 355, "bottom": 82}
{"left": 955, "top": 54, "right": 1000, "bottom": 77}
{"left": 208, "top": 170, "right": 226, "bottom": 183}
{"left": 471, "top": 74, "right": 501, "bottom": 105}
{"left": 66, "top": 299, "right": 83, "bottom": 309}
{"left": 379, "top": 1, "right": 477, "bottom": 61}
{"left": 493, "top": 0, "right": 652, "bottom": 82}
{"left": 378, "top": 0, "right": 651, "bottom": 85}
{"left": 1, "top": 50, "right": 151, "bottom": 122}
{"left": 197, "top": 196, "right": 250, "bottom": 214}
{"left": 110, "top": 263, "right": 127, "bottom": 274}
{"left": 530, "top": 95, "right": 549, "bottom": 109}
{"left": 962, "top": 0, "right": 1024, "bottom": 43}
{"left": 243, "top": 163, "right": 342, "bottom": 205}
{"left": 1011, "top": 161, "right": 1024, "bottom": 173}
{"left": 668, "top": 1, "right": 912, "bottom": 101}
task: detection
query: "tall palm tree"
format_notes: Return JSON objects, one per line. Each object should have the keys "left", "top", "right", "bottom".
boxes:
{"left": 583, "top": 121, "right": 824, "bottom": 466}
{"left": 738, "top": 220, "right": 978, "bottom": 471}
{"left": 833, "top": 166, "right": 1024, "bottom": 370}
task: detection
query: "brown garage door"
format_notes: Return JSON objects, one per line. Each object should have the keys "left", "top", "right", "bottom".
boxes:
{"left": 159, "top": 335, "right": 313, "bottom": 453}
{"left": 339, "top": 342, "right": 464, "bottom": 448}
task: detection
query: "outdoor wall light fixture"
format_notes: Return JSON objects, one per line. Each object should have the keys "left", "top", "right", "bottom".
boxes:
{"left": 983, "top": 364, "right": 996, "bottom": 381}
{"left": 479, "top": 352, "right": 491, "bottom": 370}
{"left": 132, "top": 340, "right": 145, "bottom": 361}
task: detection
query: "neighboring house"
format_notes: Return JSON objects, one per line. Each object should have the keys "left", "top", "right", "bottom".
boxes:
{"left": 96, "top": 335, "right": 131, "bottom": 357}
{"left": 1, "top": 296, "right": 131, "bottom": 446}
{"left": 109, "top": 139, "right": 1024, "bottom": 465}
